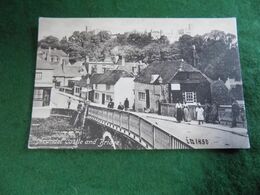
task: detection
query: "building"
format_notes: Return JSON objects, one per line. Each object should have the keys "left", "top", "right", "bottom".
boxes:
{"left": 90, "top": 70, "right": 135, "bottom": 108}
{"left": 80, "top": 55, "right": 147, "bottom": 76}
{"left": 37, "top": 47, "right": 70, "bottom": 66}
{"left": 53, "top": 64, "right": 82, "bottom": 87}
{"left": 73, "top": 75, "right": 92, "bottom": 100}
{"left": 134, "top": 60, "right": 211, "bottom": 112}
{"left": 37, "top": 47, "right": 83, "bottom": 88}
{"left": 225, "top": 77, "right": 244, "bottom": 101}
{"left": 31, "top": 59, "right": 54, "bottom": 118}
{"left": 117, "top": 61, "right": 147, "bottom": 76}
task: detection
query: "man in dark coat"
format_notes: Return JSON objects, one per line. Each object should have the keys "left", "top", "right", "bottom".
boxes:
{"left": 108, "top": 98, "right": 114, "bottom": 109}
{"left": 124, "top": 98, "right": 129, "bottom": 111}
{"left": 204, "top": 100, "right": 211, "bottom": 123}
{"left": 231, "top": 100, "right": 240, "bottom": 128}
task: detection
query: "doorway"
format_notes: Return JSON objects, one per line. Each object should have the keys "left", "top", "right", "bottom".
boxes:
{"left": 102, "top": 93, "right": 105, "bottom": 104}
{"left": 145, "top": 89, "right": 150, "bottom": 108}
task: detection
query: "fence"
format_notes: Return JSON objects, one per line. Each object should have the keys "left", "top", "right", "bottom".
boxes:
{"left": 160, "top": 103, "right": 197, "bottom": 120}
{"left": 160, "top": 103, "right": 246, "bottom": 127}
{"left": 87, "top": 105, "right": 192, "bottom": 149}
{"left": 218, "top": 105, "right": 246, "bottom": 127}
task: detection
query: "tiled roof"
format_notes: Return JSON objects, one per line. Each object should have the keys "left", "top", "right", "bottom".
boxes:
{"left": 90, "top": 70, "right": 133, "bottom": 85}
{"left": 53, "top": 65, "right": 82, "bottom": 77}
{"left": 74, "top": 76, "right": 90, "bottom": 88}
{"left": 36, "top": 58, "right": 54, "bottom": 70}
{"left": 134, "top": 60, "right": 204, "bottom": 84}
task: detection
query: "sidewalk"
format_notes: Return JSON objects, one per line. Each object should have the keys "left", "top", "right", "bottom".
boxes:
{"left": 134, "top": 112, "right": 248, "bottom": 137}
{"left": 133, "top": 112, "right": 250, "bottom": 149}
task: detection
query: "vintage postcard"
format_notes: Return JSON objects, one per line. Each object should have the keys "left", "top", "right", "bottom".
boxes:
{"left": 28, "top": 18, "right": 250, "bottom": 149}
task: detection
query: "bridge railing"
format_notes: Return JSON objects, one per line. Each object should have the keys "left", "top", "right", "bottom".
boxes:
{"left": 88, "top": 105, "right": 192, "bottom": 149}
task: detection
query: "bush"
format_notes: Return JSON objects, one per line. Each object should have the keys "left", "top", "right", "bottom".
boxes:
{"left": 211, "top": 79, "right": 231, "bottom": 105}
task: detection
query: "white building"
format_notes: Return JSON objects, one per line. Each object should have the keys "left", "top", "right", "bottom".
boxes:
{"left": 31, "top": 59, "right": 54, "bottom": 118}
{"left": 91, "top": 70, "right": 135, "bottom": 108}
{"left": 225, "top": 77, "right": 242, "bottom": 90}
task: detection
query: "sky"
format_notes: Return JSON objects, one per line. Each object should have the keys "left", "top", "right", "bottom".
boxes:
{"left": 38, "top": 18, "right": 237, "bottom": 42}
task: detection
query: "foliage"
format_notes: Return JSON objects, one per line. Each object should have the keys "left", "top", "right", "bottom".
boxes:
{"left": 211, "top": 80, "right": 231, "bottom": 105}
{"left": 38, "top": 29, "right": 241, "bottom": 82}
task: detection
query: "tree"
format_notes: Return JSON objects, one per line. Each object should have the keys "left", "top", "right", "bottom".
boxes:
{"left": 127, "top": 32, "right": 153, "bottom": 48}
{"left": 211, "top": 79, "right": 231, "bottom": 105}
{"left": 60, "top": 36, "right": 69, "bottom": 52}
{"left": 38, "top": 36, "right": 60, "bottom": 49}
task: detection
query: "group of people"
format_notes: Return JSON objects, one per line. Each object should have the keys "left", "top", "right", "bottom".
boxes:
{"left": 175, "top": 100, "right": 218, "bottom": 125}
{"left": 108, "top": 98, "right": 129, "bottom": 111}
{"left": 175, "top": 102, "right": 192, "bottom": 123}
{"left": 175, "top": 99, "right": 241, "bottom": 127}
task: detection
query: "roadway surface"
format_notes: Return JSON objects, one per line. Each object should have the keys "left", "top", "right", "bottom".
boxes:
{"left": 50, "top": 89, "right": 250, "bottom": 149}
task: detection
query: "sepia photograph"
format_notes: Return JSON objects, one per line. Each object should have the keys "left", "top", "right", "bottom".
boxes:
{"left": 28, "top": 17, "right": 250, "bottom": 149}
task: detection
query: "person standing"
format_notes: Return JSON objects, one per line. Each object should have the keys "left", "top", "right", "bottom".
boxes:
{"left": 175, "top": 101, "right": 183, "bottom": 123}
{"left": 108, "top": 98, "right": 114, "bottom": 109}
{"left": 183, "top": 104, "right": 191, "bottom": 122}
{"left": 204, "top": 100, "right": 211, "bottom": 123}
{"left": 210, "top": 102, "right": 219, "bottom": 124}
{"left": 124, "top": 98, "right": 129, "bottom": 111}
{"left": 117, "top": 102, "right": 124, "bottom": 110}
{"left": 231, "top": 100, "right": 240, "bottom": 128}
{"left": 196, "top": 103, "right": 204, "bottom": 125}
{"left": 67, "top": 97, "right": 72, "bottom": 109}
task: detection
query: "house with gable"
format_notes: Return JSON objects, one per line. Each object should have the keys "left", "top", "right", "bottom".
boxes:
{"left": 31, "top": 58, "right": 54, "bottom": 118}
{"left": 90, "top": 69, "right": 135, "bottom": 108}
{"left": 37, "top": 47, "right": 70, "bottom": 66}
{"left": 134, "top": 60, "right": 211, "bottom": 113}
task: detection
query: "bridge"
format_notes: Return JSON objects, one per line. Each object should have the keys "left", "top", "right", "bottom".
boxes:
{"left": 49, "top": 90, "right": 250, "bottom": 149}
{"left": 87, "top": 105, "right": 192, "bottom": 149}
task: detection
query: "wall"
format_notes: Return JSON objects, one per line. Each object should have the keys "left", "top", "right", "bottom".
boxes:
{"left": 114, "top": 77, "right": 135, "bottom": 109}
{"left": 35, "top": 69, "right": 53, "bottom": 86}
{"left": 54, "top": 76, "right": 73, "bottom": 87}
{"left": 31, "top": 106, "right": 52, "bottom": 118}
{"left": 134, "top": 82, "right": 162, "bottom": 112}
{"left": 93, "top": 84, "right": 114, "bottom": 105}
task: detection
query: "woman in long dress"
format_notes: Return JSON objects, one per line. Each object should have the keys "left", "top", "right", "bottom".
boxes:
{"left": 196, "top": 104, "right": 204, "bottom": 125}
{"left": 183, "top": 104, "right": 191, "bottom": 122}
{"left": 176, "top": 101, "right": 183, "bottom": 122}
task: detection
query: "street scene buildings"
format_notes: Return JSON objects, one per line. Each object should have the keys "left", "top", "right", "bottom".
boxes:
{"left": 29, "top": 18, "right": 250, "bottom": 149}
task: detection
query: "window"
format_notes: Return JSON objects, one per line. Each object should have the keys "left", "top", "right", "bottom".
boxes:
{"left": 34, "top": 89, "right": 43, "bottom": 100}
{"left": 35, "top": 72, "right": 42, "bottom": 80}
{"left": 95, "top": 84, "right": 98, "bottom": 89}
{"left": 106, "top": 95, "right": 111, "bottom": 101}
{"left": 95, "top": 93, "right": 99, "bottom": 100}
{"left": 106, "top": 84, "right": 110, "bottom": 90}
{"left": 75, "top": 87, "right": 80, "bottom": 94}
{"left": 138, "top": 92, "right": 145, "bottom": 101}
{"left": 183, "top": 92, "right": 197, "bottom": 103}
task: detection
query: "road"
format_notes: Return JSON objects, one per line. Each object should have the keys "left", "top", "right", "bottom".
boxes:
{"left": 133, "top": 112, "right": 250, "bottom": 149}
{"left": 50, "top": 89, "right": 250, "bottom": 149}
